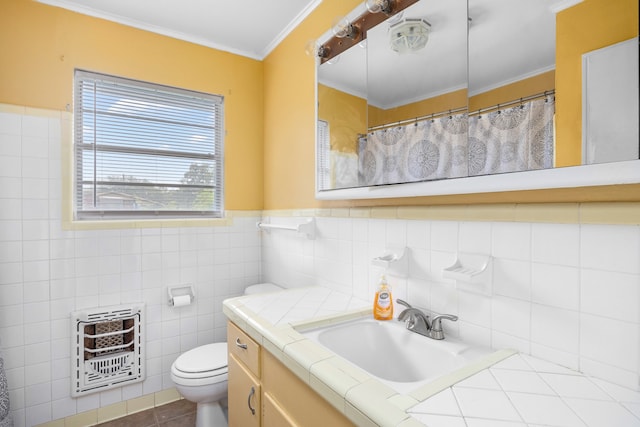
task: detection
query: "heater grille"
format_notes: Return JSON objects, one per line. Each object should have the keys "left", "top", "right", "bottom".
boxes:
{"left": 71, "top": 304, "right": 144, "bottom": 396}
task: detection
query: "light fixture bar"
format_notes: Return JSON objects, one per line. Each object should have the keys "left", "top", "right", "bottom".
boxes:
{"left": 320, "top": 0, "right": 420, "bottom": 64}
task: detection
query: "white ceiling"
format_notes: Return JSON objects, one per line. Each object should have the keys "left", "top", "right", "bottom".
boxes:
{"left": 38, "top": 0, "right": 577, "bottom": 109}
{"left": 36, "top": 0, "right": 322, "bottom": 60}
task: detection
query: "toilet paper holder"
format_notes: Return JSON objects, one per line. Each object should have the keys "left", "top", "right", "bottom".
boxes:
{"left": 167, "top": 285, "right": 195, "bottom": 307}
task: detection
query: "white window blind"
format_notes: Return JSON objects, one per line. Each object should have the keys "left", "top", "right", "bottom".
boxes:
{"left": 317, "top": 119, "right": 330, "bottom": 190}
{"left": 74, "top": 69, "right": 224, "bottom": 219}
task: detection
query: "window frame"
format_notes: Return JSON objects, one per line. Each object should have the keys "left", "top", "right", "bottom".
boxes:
{"left": 317, "top": 119, "right": 331, "bottom": 190}
{"left": 73, "top": 69, "right": 224, "bottom": 220}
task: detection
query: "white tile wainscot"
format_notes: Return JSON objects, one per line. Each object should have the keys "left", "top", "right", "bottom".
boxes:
{"left": 0, "top": 106, "right": 263, "bottom": 427}
{"left": 223, "top": 287, "right": 640, "bottom": 427}
{"left": 261, "top": 215, "right": 640, "bottom": 391}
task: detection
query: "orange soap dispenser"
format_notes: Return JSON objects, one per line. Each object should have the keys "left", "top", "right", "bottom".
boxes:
{"left": 373, "top": 274, "right": 393, "bottom": 320}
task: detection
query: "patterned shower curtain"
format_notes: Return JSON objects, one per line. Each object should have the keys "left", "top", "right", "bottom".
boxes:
{"left": 468, "top": 96, "right": 555, "bottom": 176}
{"left": 358, "top": 113, "right": 468, "bottom": 186}
{"left": 0, "top": 340, "right": 12, "bottom": 427}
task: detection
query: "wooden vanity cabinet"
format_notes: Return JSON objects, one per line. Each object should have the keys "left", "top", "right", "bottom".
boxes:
{"left": 227, "top": 321, "right": 354, "bottom": 427}
{"left": 263, "top": 392, "right": 297, "bottom": 427}
{"left": 227, "top": 322, "right": 261, "bottom": 427}
{"left": 261, "top": 349, "right": 354, "bottom": 427}
{"left": 228, "top": 355, "right": 261, "bottom": 427}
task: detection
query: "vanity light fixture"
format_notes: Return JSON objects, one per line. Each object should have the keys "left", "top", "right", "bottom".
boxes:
{"left": 315, "top": 0, "right": 420, "bottom": 64}
{"left": 389, "top": 18, "right": 431, "bottom": 54}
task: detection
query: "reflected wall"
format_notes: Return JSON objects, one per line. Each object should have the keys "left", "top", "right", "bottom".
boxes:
{"left": 316, "top": 0, "right": 639, "bottom": 193}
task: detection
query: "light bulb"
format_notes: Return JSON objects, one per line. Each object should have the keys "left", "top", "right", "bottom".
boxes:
{"left": 326, "top": 54, "right": 341, "bottom": 65}
{"left": 331, "top": 16, "right": 357, "bottom": 39}
{"left": 304, "top": 39, "right": 330, "bottom": 59}
{"left": 366, "top": 0, "right": 393, "bottom": 14}
{"left": 304, "top": 39, "right": 319, "bottom": 57}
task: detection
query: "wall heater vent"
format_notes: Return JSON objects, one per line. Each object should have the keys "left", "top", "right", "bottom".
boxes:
{"left": 71, "top": 304, "right": 145, "bottom": 396}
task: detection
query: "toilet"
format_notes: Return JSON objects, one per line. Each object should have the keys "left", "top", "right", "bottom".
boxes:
{"left": 170, "top": 283, "right": 283, "bottom": 427}
{"left": 242, "top": 282, "right": 284, "bottom": 295}
{"left": 170, "top": 343, "right": 228, "bottom": 427}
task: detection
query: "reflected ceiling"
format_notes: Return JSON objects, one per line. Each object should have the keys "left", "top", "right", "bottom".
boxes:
{"left": 318, "top": 0, "right": 565, "bottom": 108}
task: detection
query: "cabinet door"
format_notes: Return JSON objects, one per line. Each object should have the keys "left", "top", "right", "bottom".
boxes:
{"left": 228, "top": 354, "right": 261, "bottom": 427}
{"left": 263, "top": 393, "right": 297, "bottom": 427}
{"left": 261, "top": 351, "right": 355, "bottom": 427}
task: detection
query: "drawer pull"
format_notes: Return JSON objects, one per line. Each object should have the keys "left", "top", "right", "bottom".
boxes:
{"left": 235, "top": 337, "right": 248, "bottom": 350}
{"left": 248, "top": 386, "right": 256, "bottom": 415}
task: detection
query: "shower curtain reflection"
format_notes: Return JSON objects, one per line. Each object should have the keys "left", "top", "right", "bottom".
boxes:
{"left": 0, "top": 340, "right": 12, "bottom": 427}
{"left": 358, "top": 112, "right": 468, "bottom": 186}
{"left": 468, "top": 95, "right": 555, "bottom": 176}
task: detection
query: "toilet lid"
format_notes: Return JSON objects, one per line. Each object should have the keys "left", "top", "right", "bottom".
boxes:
{"left": 174, "top": 343, "right": 227, "bottom": 374}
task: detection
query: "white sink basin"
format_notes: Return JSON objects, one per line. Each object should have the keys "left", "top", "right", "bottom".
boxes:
{"left": 299, "top": 316, "right": 493, "bottom": 392}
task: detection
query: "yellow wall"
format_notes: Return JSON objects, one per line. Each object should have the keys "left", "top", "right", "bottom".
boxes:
{"left": 366, "top": 71, "right": 551, "bottom": 132}
{"left": 262, "top": 0, "right": 639, "bottom": 210}
{"left": 318, "top": 84, "right": 366, "bottom": 154}
{"left": 262, "top": 0, "right": 362, "bottom": 210}
{"left": 0, "top": 0, "right": 264, "bottom": 210}
{"left": 469, "top": 71, "right": 555, "bottom": 112}
{"left": 368, "top": 89, "right": 468, "bottom": 128}
{"left": 3, "top": 0, "right": 638, "bottom": 212}
{"left": 556, "top": 0, "right": 638, "bottom": 167}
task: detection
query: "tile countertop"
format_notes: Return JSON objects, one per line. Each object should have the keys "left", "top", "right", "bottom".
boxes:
{"left": 222, "top": 287, "right": 640, "bottom": 427}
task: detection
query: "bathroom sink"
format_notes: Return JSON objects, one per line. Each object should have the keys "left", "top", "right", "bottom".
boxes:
{"left": 298, "top": 317, "right": 493, "bottom": 391}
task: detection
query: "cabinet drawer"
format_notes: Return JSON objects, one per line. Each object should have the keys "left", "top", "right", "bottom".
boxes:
{"left": 227, "top": 321, "right": 261, "bottom": 377}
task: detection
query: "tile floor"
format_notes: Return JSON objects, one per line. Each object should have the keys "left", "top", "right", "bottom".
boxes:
{"left": 95, "top": 399, "right": 197, "bottom": 427}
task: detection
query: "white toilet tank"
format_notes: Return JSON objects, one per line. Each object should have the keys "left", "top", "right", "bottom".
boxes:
{"left": 244, "top": 282, "right": 283, "bottom": 295}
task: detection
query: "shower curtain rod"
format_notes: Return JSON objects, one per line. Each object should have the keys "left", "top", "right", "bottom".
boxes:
{"left": 364, "top": 89, "right": 555, "bottom": 134}
{"left": 469, "top": 90, "right": 555, "bottom": 117}
{"left": 367, "top": 106, "right": 468, "bottom": 132}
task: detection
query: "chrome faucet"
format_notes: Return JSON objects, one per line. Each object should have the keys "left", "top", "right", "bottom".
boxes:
{"left": 396, "top": 299, "right": 458, "bottom": 340}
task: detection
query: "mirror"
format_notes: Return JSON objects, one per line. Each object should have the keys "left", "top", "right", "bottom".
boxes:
{"left": 317, "top": 27, "right": 367, "bottom": 190}
{"left": 317, "top": 0, "right": 468, "bottom": 190}
{"left": 316, "top": 0, "right": 639, "bottom": 195}
{"left": 363, "top": 0, "right": 468, "bottom": 185}
{"left": 468, "top": 0, "right": 557, "bottom": 176}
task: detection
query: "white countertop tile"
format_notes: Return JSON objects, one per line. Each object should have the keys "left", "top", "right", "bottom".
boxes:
{"left": 223, "top": 287, "right": 640, "bottom": 427}
{"left": 409, "top": 388, "right": 461, "bottom": 416}
{"left": 309, "top": 356, "right": 372, "bottom": 403}
{"left": 491, "top": 353, "right": 535, "bottom": 371}
{"left": 453, "top": 387, "right": 523, "bottom": 422}
{"left": 410, "top": 414, "right": 467, "bottom": 427}
{"left": 454, "top": 369, "right": 501, "bottom": 390}
{"left": 623, "top": 402, "right": 640, "bottom": 419}
{"left": 564, "top": 398, "right": 640, "bottom": 427}
{"left": 540, "top": 373, "right": 612, "bottom": 400}
{"left": 346, "top": 379, "right": 410, "bottom": 427}
{"left": 519, "top": 353, "right": 582, "bottom": 375}
{"left": 507, "top": 392, "right": 586, "bottom": 426}
{"left": 465, "top": 419, "right": 528, "bottom": 427}
{"left": 590, "top": 378, "right": 640, "bottom": 404}
{"left": 491, "top": 369, "right": 555, "bottom": 394}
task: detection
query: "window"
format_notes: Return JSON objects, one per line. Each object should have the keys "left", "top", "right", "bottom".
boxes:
{"left": 73, "top": 70, "right": 224, "bottom": 219}
{"left": 317, "top": 119, "right": 330, "bottom": 190}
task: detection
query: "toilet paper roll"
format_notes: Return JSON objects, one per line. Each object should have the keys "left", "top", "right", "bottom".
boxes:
{"left": 172, "top": 295, "right": 191, "bottom": 307}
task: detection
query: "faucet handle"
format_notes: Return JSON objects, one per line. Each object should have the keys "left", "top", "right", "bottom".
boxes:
{"left": 396, "top": 299, "right": 412, "bottom": 322}
{"left": 396, "top": 299, "right": 411, "bottom": 308}
{"left": 429, "top": 314, "right": 458, "bottom": 340}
